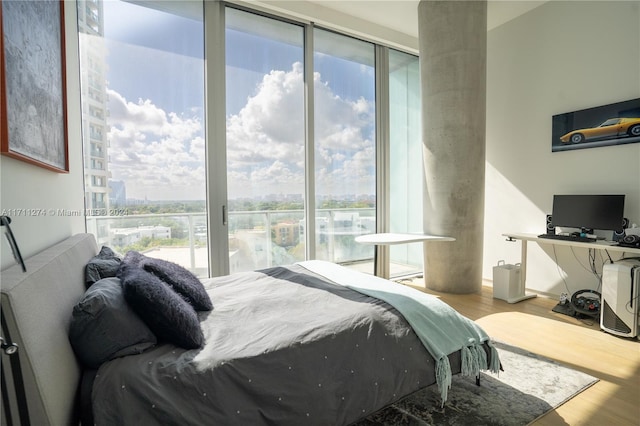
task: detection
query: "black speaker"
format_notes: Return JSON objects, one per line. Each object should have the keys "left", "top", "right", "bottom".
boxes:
{"left": 546, "top": 214, "right": 555, "bottom": 235}
{"left": 612, "top": 217, "right": 630, "bottom": 242}
{"left": 619, "top": 234, "right": 640, "bottom": 249}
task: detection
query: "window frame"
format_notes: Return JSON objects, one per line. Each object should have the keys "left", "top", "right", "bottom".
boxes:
{"left": 209, "top": 3, "right": 414, "bottom": 276}
{"left": 77, "top": 0, "right": 420, "bottom": 278}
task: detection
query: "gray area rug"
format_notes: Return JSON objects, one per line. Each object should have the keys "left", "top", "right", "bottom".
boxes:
{"left": 352, "top": 341, "right": 598, "bottom": 426}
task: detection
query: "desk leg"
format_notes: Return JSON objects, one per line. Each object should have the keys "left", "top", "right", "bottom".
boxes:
{"left": 373, "top": 245, "right": 379, "bottom": 277}
{"left": 520, "top": 239, "right": 527, "bottom": 293}
{"left": 373, "top": 244, "right": 390, "bottom": 279}
{"left": 507, "top": 239, "right": 537, "bottom": 303}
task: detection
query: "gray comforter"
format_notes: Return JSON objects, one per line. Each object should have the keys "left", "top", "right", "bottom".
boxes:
{"left": 91, "top": 263, "right": 493, "bottom": 425}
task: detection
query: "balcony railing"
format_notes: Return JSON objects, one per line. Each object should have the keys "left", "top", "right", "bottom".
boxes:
{"left": 85, "top": 207, "right": 420, "bottom": 278}
{"left": 86, "top": 208, "right": 372, "bottom": 271}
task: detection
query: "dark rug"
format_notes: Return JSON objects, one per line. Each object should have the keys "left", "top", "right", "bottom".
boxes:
{"left": 352, "top": 341, "right": 598, "bottom": 426}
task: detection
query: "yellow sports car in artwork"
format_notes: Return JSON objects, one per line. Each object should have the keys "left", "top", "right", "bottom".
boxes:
{"left": 560, "top": 117, "right": 640, "bottom": 144}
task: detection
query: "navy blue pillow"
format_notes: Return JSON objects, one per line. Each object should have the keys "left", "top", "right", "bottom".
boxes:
{"left": 142, "top": 257, "right": 213, "bottom": 311}
{"left": 85, "top": 246, "right": 121, "bottom": 288}
{"left": 69, "top": 277, "right": 157, "bottom": 368}
{"left": 120, "top": 264, "right": 204, "bottom": 349}
{"left": 118, "top": 251, "right": 212, "bottom": 311}
{"left": 118, "top": 250, "right": 146, "bottom": 269}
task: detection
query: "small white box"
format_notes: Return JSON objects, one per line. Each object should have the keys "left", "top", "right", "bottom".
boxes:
{"left": 493, "top": 260, "right": 521, "bottom": 301}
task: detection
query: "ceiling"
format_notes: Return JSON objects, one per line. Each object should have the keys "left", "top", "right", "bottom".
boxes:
{"left": 304, "top": 0, "right": 548, "bottom": 36}
{"left": 136, "top": 1, "right": 549, "bottom": 36}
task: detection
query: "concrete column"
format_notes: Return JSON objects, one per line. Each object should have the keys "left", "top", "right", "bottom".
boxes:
{"left": 418, "top": 0, "right": 487, "bottom": 293}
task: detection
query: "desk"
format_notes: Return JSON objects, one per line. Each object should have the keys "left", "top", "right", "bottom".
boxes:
{"left": 502, "top": 233, "right": 640, "bottom": 302}
{"left": 355, "top": 233, "right": 455, "bottom": 279}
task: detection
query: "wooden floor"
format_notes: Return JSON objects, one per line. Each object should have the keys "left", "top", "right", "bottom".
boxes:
{"left": 404, "top": 278, "right": 640, "bottom": 426}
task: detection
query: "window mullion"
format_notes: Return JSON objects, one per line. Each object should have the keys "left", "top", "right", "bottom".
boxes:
{"left": 205, "top": 0, "right": 230, "bottom": 277}
{"left": 375, "top": 45, "right": 390, "bottom": 277}
{"left": 304, "top": 22, "right": 316, "bottom": 261}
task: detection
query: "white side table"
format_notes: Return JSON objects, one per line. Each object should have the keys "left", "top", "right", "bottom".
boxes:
{"left": 355, "top": 233, "right": 455, "bottom": 279}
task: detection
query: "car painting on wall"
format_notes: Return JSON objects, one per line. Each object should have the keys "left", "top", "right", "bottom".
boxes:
{"left": 552, "top": 98, "right": 640, "bottom": 152}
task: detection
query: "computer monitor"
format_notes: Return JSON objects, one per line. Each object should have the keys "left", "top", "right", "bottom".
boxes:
{"left": 551, "top": 194, "right": 625, "bottom": 234}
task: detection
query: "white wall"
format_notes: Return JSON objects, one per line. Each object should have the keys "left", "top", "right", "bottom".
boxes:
{"left": 1, "top": 4, "right": 85, "bottom": 270}
{"left": 484, "top": 1, "right": 640, "bottom": 297}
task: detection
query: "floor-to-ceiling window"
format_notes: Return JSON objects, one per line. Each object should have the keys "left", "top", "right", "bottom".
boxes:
{"left": 225, "top": 9, "right": 305, "bottom": 273}
{"left": 77, "top": 0, "right": 208, "bottom": 276}
{"left": 78, "top": 2, "right": 420, "bottom": 278}
{"left": 313, "top": 29, "right": 376, "bottom": 266}
{"left": 224, "top": 9, "right": 377, "bottom": 273}
{"left": 389, "top": 49, "right": 423, "bottom": 276}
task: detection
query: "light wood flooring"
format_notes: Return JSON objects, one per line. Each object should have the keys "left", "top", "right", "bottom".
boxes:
{"left": 403, "top": 278, "right": 640, "bottom": 426}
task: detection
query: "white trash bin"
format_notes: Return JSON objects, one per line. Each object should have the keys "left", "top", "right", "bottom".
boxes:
{"left": 492, "top": 260, "right": 521, "bottom": 301}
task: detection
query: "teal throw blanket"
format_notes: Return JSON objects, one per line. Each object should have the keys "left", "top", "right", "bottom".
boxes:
{"left": 300, "top": 260, "right": 501, "bottom": 405}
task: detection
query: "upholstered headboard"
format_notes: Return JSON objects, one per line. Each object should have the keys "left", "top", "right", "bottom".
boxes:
{"left": 1, "top": 234, "right": 98, "bottom": 426}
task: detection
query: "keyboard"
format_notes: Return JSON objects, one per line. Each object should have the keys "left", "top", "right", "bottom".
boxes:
{"left": 537, "top": 233, "right": 596, "bottom": 243}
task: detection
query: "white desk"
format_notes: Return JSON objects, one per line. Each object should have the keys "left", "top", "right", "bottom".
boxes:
{"left": 502, "top": 233, "right": 640, "bottom": 302}
{"left": 355, "top": 233, "right": 455, "bottom": 279}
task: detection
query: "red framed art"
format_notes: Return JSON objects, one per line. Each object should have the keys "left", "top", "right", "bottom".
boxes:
{"left": 0, "top": 0, "right": 68, "bottom": 173}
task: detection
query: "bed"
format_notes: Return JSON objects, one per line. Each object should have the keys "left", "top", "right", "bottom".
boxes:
{"left": 1, "top": 233, "right": 500, "bottom": 426}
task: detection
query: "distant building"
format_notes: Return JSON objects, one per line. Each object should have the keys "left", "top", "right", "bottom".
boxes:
{"left": 78, "top": 0, "right": 110, "bottom": 211}
{"left": 273, "top": 221, "right": 300, "bottom": 247}
{"left": 331, "top": 212, "right": 375, "bottom": 235}
{"left": 299, "top": 217, "right": 328, "bottom": 244}
{"left": 109, "top": 180, "right": 126, "bottom": 207}
{"left": 110, "top": 225, "right": 171, "bottom": 246}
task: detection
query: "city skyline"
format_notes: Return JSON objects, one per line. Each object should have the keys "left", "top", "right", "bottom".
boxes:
{"left": 115, "top": 191, "right": 376, "bottom": 205}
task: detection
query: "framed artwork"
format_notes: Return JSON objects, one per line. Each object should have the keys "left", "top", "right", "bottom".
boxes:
{"left": 551, "top": 98, "right": 640, "bottom": 153}
{"left": 0, "top": 0, "right": 68, "bottom": 173}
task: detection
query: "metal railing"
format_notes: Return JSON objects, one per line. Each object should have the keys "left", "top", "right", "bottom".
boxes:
{"left": 86, "top": 208, "right": 377, "bottom": 274}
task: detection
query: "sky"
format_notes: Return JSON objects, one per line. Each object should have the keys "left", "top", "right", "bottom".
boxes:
{"left": 97, "top": 1, "right": 375, "bottom": 202}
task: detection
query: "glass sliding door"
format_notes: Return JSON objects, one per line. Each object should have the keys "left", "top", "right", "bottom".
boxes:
{"left": 313, "top": 29, "right": 376, "bottom": 266}
{"left": 78, "top": 3, "right": 415, "bottom": 276}
{"left": 389, "top": 49, "right": 423, "bottom": 276}
{"left": 225, "top": 8, "right": 305, "bottom": 273}
{"left": 77, "top": 0, "right": 209, "bottom": 276}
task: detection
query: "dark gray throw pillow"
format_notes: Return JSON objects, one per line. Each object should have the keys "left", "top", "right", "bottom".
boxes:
{"left": 142, "top": 257, "right": 213, "bottom": 311}
{"left": 118, "top": 250, "right": 212, "bottom": 311}
{"left": 120, "top": 264, "right": 204, "bottom": 350}
{"left": 118, "top": 250, "right": 147, "bottom": 270}
{"left": 85, "top": 246, "right": 122, "bottom": 287}
{"left": 69, "top": 277, "right": 157, "bottom": 369}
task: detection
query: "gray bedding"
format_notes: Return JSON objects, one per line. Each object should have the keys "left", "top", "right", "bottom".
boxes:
{"left": 91, "top": 263, "right": 491, "bottom": 425}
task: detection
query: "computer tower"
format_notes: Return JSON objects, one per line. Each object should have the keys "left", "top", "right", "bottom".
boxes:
{"left": 601, "top": 260, "right": 640, "bottom": 338}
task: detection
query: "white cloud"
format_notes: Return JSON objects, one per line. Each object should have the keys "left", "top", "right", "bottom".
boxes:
{"left": 107, "top": 89, "right": 205, "bottom": 200}
{"left": 106, "top": 62, "right": 375, "bottom": 201}
{"left": 226, "top": 62, "right": 375, "bottom": 199}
